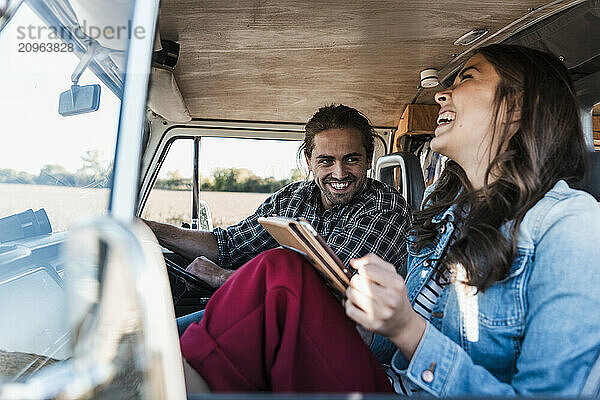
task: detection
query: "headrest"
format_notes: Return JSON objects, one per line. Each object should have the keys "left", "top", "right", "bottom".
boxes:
{"left": 375, "top": 152, "right": 425, "bottom": 211}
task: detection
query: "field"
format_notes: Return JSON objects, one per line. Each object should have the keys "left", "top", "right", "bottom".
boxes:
{"left": 142, "top": 189, "right": 271, "bottom": 227}
{"left": 0, "top": 183, "right": 271, "bottom": 231}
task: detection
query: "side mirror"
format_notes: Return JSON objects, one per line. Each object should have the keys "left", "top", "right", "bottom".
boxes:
{"left": 58, "top": 84, "right": 101, "bottom": 117}
{"left": 181, "top": 200, "right": 213, "bottom": 230}
{"left": 196, "top": 200, "right": 213, "bottom": 230}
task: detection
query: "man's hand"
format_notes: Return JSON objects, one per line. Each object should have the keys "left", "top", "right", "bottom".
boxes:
{"left": 344, "top": 253, "right": 426, "bottom": 360}
{"left": 185, "top": 256, "right": 234, "bottom": 289}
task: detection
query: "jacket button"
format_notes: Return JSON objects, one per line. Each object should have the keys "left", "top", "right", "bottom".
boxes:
{"left": 421, "top": 369, "right": 434, "bottom": 383}
{"left": 431, "top": 311, "right": 443, "bottom": 318}
{"left": 423, "top": 260, "right": 430, "bottom": 267}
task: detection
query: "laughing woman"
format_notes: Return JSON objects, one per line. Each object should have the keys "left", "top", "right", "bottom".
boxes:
{"left": 181, "top": 44, "right": 600, "bottom": 396}
{"left": 345, "top": 44, "right": 600, "bottom": 396}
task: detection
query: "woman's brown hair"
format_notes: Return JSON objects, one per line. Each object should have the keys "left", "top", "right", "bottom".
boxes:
{"left": 412, "top": 44, "right": 589, "bottom": 291}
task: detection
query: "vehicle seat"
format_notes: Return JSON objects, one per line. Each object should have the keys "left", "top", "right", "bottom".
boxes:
{"left": 575, "top": 151, "right": 600, "bottom": 201}
{"left": 375, "top": 152, "right": 425, "bottom": 212}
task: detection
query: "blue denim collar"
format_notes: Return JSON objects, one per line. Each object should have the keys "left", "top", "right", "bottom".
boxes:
{"left": 430, "top": 202, "right": 460, "bottom": 224}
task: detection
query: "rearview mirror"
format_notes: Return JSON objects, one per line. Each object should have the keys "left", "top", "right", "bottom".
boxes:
{"left": 58, "top": 84, "right": 101, "bottom": 117}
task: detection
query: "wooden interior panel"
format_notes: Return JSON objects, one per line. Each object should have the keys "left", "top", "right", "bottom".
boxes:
{"left": 158, "top": 0, "right": 549, "bottom": 126}
{"left": 397, "top": 104, "right": 440, "bottom": 137}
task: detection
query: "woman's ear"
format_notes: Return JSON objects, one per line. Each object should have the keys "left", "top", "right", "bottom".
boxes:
{"left": 497, "top": 94, "right": 522, "bottom": 130}
{"left": 492, "top": 95, "right": 522, "bottom": 158}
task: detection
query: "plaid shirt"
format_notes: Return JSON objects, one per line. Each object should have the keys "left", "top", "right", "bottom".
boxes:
{"left": 212, "top": 178, "right": 411, "bottom": 274}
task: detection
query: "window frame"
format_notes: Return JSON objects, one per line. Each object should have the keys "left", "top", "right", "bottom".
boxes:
{"left": 138, "top": 130, "right": 305, "bottom": 228}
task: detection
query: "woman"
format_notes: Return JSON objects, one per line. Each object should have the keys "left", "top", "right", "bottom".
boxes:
{"left": 181, "top": 44, "right": 600, "bottom": 396}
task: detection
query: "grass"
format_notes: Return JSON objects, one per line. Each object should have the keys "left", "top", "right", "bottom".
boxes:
{"left": 142, "top": 189, "right": 271, "bottom": 228}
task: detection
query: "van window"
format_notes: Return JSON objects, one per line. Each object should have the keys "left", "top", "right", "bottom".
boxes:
{"left": 142, "top": 137, "right": 304, "bottom": 228}
{"left": 0, "top": 5, "right": 119, "bottom": 231}
{"left": 0, "top": 2, "right": 123, "bottom": 382}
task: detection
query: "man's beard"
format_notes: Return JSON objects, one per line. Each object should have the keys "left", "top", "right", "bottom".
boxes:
{"left": 317, "top": 174, "right": 365, "bottom": 207}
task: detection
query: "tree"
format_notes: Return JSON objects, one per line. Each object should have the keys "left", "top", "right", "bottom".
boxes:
{"left": 0, "top": 168, "right": 35, "bottom": 184}
{"left": 76, "top": 150, "right": 112, "bottom": 188}
{"left": 201, "top": 167, "right": 302, "bottom": 193}
{"left": 78, "top": 150, "right": 105, "bottom": 177}
{"left": 212, "top": 168, "right": 239, "bottom": 192}
{"left": 35, "top": 165, "right": 76, "bottom": 186}
{"left": 290, "top": 168, "right": 307, "bottom": 182}
{"left": 154, "top": 170, "right": 194, "bottom": 190}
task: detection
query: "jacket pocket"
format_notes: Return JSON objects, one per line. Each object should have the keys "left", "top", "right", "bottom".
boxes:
{"left": 476, "top": 250, "right": 532, "bottom": 327}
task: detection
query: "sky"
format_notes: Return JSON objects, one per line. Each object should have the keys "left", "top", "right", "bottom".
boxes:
{"left": 160, "top": 137, "right": 303, "bottom": 180}
{"left": 0, "top": 4, "right": 303, "bottom": 181}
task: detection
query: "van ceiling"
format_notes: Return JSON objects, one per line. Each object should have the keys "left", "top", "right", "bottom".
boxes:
{"left": 158, "top": 0, "right": 585, "bottom": 126}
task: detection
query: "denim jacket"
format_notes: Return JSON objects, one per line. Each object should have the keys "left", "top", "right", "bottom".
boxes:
{"left": 374, "top": 180, "right": 600, "bottom": 396}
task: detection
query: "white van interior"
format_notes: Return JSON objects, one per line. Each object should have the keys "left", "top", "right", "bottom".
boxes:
{"left": 0, "top": 0, "right": 599, "bottom": 398}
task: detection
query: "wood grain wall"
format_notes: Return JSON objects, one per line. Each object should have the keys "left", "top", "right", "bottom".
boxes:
{"left": 158, "top": 0, "right": 549, "bottom": 126}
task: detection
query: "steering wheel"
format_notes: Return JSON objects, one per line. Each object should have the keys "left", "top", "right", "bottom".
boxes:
{"left": 163, "top": 256, "right": 215, "bottom": 292}
{"left": 162, "top": 252, "right": 216, "bottom": 315}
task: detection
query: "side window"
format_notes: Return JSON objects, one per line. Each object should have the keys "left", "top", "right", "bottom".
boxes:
{"left": 142, "top": 137, "right": 304, "bottom": 228}
{"left": 142, "top": 139, "right": 194, "bottom": 226}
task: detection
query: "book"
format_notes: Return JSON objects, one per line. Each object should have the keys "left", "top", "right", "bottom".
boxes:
{"left": 258, "top": 216, "right": 356, "bottom": 297}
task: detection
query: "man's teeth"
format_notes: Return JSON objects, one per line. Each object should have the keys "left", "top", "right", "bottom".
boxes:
{"left": 330, "top": 182, "right": 350, "bottom": 190}
{"left": 437, "top": 111, "right": 456, "bottom": 125}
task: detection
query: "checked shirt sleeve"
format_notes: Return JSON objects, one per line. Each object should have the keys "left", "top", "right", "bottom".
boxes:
{"left": 328, "top": 196, "right": 411, "bottom": 274}
{"left": 212, "top": 192, "right": 281, "bottom": 269}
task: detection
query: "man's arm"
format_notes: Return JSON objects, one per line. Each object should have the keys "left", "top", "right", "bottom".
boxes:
{"left": 144, "top": 219, "right": 234, "bottom": 288}
{"left": 142, "top": 219, "right": 219, "bottom": 262}
{"left": 143, "top": 185, "right": 285, "bottom": 287}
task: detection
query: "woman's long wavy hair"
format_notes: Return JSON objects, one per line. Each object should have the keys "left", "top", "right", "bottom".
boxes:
{"left": 412, "top": 44, "right": 589, "bottom": 291}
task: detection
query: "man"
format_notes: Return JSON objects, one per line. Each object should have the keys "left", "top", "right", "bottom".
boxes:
{"left": 145, "top": 104, "right": 411, "bottom": 289}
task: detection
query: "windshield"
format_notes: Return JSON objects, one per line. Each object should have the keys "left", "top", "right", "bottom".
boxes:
{"left": 0, "top": 0, "right": 131, "bottom": 383}
{"left": 0, "top": 6, "right": 120, "bottom": 228}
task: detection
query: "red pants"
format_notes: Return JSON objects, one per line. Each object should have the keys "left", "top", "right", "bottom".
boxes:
{"left": 180, "top": 248, "right": 393, "bottom": 393}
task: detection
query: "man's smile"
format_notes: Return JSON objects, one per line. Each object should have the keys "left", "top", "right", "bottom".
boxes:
{"left": 325, "top": 180, "right": 354, "bottom": 193}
